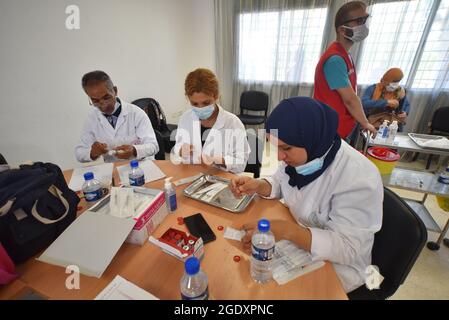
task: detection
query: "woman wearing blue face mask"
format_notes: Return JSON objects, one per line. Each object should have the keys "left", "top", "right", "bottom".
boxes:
{"left": 230, "top": 97, "right": 383, "bottom": 294}
{"left": 172, "top": 68, "right": 250, "bottom": 173}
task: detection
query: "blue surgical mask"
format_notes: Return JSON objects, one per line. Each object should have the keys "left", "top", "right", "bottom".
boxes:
{"left": 192, "top": 104, "right": 215, "bottom": 120}
{"left": 294, "top": 144, "right": 334, "bottom": 176}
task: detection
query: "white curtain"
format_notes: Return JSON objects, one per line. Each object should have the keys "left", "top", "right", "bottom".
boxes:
{"left": 215, "top": 0, "right": 449, "bottom": 133}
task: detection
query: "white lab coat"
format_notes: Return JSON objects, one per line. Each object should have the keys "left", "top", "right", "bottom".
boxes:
{"left": 264, "top": 141, "right": 383, "bottom": 293}
{"left": 75, "top": 99, "right": 159, "bottom": 163}
{"left": 172, "top": 105, "right": 250, "bottom": 174}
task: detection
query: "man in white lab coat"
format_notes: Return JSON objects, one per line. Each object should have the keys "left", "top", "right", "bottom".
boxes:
{"left": 75, "top": 71, "right": 159, "bottom": 163}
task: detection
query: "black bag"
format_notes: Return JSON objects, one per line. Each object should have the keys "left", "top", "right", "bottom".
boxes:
{"left": 0, "top": 162, "right": 80, "bottom": 264}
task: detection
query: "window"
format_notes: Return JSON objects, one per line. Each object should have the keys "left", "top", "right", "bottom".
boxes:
{"left": 238, "top": 7, "right": 328, "bottom": 83}
{"left": 413, "top": 0, "right": 449, "bottom": 89}
{"left": 357, "top": 0, "right": 435, "bottom": 85}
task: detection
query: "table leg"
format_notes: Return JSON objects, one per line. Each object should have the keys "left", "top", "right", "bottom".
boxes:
{"left": 427, "top": 217, "right": 449, "bottom": 251}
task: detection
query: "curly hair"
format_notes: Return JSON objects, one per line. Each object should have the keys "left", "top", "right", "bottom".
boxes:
{"left": 184, "top": 68, "right": 219, "bottom": 98}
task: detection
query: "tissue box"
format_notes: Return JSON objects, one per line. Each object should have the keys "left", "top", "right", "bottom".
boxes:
{"left": 149, "top": 228, "right": 204, "bottom": 261}
{"left": 126, "top": 188, "right": 168, "bottom": 245}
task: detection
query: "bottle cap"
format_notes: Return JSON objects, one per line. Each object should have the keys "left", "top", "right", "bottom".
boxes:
{"left": 83, "top": 172, "right": 94, "bottom": 181}
{"left": 258, "top": 219, "right": 270, "bottom": 232}
{"left": 130, "top": 160, "right": 139, "bottom": 168}
{"left": 185, "top": 257, "right": 200, "bottom": 275}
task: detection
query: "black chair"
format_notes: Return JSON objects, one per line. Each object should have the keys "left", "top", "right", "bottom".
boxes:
{"left": 425, "top": 106, "right": 449, "bottom": 169}
{"left": 132, "top": 98, "right": 177, "bottom": 153}
{"left": 244, "top": 130, "right": 265, "bottom": 178}
{"left": 412, "top": 106, "right": 449, "bottom": 169}
{"left": 348, "top": 188, "right": 427, "bottom": 300}
{"left": 238, "top": 91, "right": 269, "bottom": 127}
{"left": 0, "top": 154, "right": 7, "bottom": 165}
{"left": 153, "top": 130, "right": 166, "bottom": 160}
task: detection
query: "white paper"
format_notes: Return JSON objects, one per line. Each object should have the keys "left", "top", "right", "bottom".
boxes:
{"left": 224, "top": 227, "right": 246, "bottom": 242}
{"left": 69, "top": 163, "right": 114, "bottom": 192}
{"left": 419, "top": 138, "right": 449, "bottom": 149}
{"left": 116, "top": 160, "right": 165, "bottom": 186}
{"left": 38, "top": 211, "right": 136, "bottom": 278}
{"left": 95, "top": 275, "right": 159, "bottom": 300}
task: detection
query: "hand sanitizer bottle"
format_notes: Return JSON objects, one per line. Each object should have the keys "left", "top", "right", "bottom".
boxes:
{"left": 164, "top": 177, "right": 177, "bottom": 212}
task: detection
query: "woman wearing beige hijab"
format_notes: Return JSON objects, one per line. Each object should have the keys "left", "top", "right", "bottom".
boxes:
{"left": 362, "top": 68, "right": 411, "bottom": 131}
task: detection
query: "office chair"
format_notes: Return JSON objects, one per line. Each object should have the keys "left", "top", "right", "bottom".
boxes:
{"left": 237, "top": 91, "right": 269, "bottom": 127}
{"left": 412, "top": 106, "right": 449, "bottom": 169}
{"left": 348, "top": 188, "right": 427, "bottom": 300}
{"left": 244, "top": 130, "right": 265, "bottom": 178}
{"left": 132, "top": 98, "right": 177, "bottom": 153}
{"left": 154, "top": 130, "right": 166, "bottom": 160}
{"left": 0, "top": 154, "right": 7, "bottom": 165}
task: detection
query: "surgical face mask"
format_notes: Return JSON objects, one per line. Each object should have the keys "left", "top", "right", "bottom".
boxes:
{"left": 342, "top": 24, "right": 369, "bottom": 42}
{"left": 294, "top": 144, "right": 333, "bottom": 176}
{"left": 386, "top": 83, "right": 400, "bottom": 92}
{"left": 192, "top": 104, "right": 215, "bottom": 120}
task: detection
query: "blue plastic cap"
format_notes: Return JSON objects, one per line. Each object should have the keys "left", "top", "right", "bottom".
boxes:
{"left": 258, "top": 219, "right": 270, "bottom": 233}
{"left": 130, "top": 160, "right": 139, "bottom": 168}
{"left": 185, "top": 257, "right": 200, "bottom": 275}
{"left": 83, "top": 172, "right": 94, "bottom": 180}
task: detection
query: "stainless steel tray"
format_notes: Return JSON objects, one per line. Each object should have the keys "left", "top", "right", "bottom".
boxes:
{"left": 408, "top": 133, "right": 449, "bottom": 151}
{"left": 183, "top": 175, "right": 255, "bottom": 213}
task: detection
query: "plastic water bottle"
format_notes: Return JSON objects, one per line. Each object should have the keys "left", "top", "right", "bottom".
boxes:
{"left": 438, "top": 166, "right": 449, "bottom": 185}
{"left": 129, "top": 160, "right": 145, "bottom": 186}
{"left": 82, "top": 172, "right": 103, "bottom": 203}
{"left": 164, "top": 177, "right": 177, "bottom": 212}
{"left": 386, "top": 121, "right": 398, "bottom": 144}
{"left": 180, "top": 257, "right": 209, "bottom": 300}
{"left": 377, "top": 120, "right": 389, "bottom": 143}
{"left": 251, "top": 219, "right": 275, "bottom": 283}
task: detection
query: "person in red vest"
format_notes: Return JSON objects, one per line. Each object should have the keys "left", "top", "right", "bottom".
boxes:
{"left": 314, "top": 1, "right": 377, "bottom": 139}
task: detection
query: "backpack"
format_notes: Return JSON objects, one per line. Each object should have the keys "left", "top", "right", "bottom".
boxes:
{"left": 0, "top": 162, "right": 80, "bottom": 264}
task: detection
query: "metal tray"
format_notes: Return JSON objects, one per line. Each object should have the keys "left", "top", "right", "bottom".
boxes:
{"left": 183, "top": 175, "right": 255, "bottom": 213}
{"left": 408, "top": 133, "right": 449, "bottom": 151}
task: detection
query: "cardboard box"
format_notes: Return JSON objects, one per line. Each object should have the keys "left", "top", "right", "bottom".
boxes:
{"left": 126, "top": 187, "right": 168, "bottom": 245}
{"left": 149, "top": 228, "right": 204, "bottom": 261}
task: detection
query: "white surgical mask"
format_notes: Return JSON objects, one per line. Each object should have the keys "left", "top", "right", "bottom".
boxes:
{"left": 192, "top": 104, "right": 215, "bottom": 120}
{"left": 342, "top": 24, "right": 369, "bottom": 42}
{"left": 386, "top": 83, "right": 400, "bottom": 92}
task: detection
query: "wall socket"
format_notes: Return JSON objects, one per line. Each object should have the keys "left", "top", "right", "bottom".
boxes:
{"left": 172, "top": 110, "right": 184, "bottom": 118}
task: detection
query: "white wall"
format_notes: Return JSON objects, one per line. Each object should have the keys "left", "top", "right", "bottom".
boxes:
{"left": 0, "top": 0, "right": 215, "bottom": 170}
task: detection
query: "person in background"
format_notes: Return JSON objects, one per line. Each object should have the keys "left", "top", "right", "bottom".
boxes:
{"left": 314, "top": 1, "right": 377, "bottom": 140}
{"left": 75, "top": 71, "right": 159, "bottom": 163}
{"left": 362, "top": 68, "right": 410, "bottom": 132}
{"left": 230, "top": 97, "right": 383, "bottom": 294}
{"left": 172, "top": 68, "right": 250, "bottom": 174}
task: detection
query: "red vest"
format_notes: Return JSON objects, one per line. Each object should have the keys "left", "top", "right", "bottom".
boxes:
{"left": 314, "top": 42, "right": 357, "bottom": 138}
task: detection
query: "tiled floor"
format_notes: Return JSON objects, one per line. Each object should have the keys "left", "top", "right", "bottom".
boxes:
{"left": 260, "top": 144, "right": 449, "bottom": 299}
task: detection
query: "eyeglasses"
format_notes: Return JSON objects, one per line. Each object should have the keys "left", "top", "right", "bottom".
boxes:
{"left": 343, "top": 14, "right": 370, "bottom": 26}
{"left": 88, "top": 95, "right": 115, "bottom": 107}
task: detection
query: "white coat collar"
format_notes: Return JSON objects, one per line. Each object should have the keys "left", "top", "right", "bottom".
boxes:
{"left": 94, "top": 97, "right": 130, "bottom": 134}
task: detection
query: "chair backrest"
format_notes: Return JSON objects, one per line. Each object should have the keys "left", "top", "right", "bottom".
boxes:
{"left": 244, "top": 130, "right": 265, "bottom": 178}
{"left": 430, "top": 106, "right": 449, "bottom": 134}
{"left": 0, "top": 154, "right": 7, "bottom": 165}
{"left": 240, "top": 91, "right": 269, "bottom": 113}
{"left": 132, "top": 98, "right": 169, "bottom": 132}
{"left": 153, "top": 130, "right": 166, "bottom": 160}
{"left": 370, "top": 188, "right": 427, "bottom": 299}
